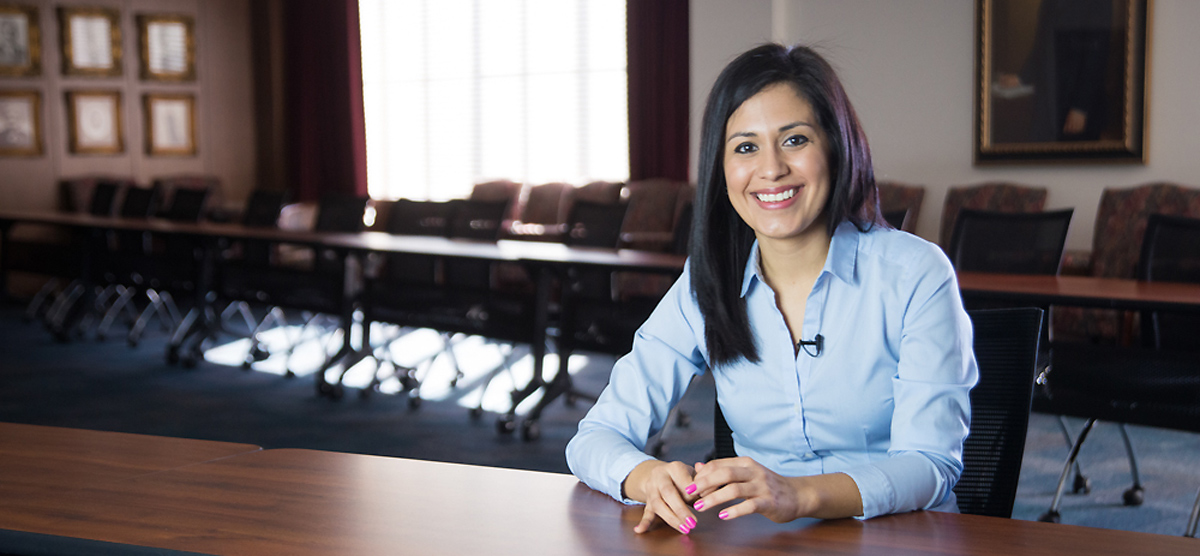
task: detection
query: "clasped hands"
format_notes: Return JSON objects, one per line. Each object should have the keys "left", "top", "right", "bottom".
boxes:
{"left": 624, "top": 457, "right": 811, "bottom": 535}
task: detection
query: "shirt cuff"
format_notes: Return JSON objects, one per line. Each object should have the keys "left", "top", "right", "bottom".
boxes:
{"left": 610, "top": 451, "right": 656, "bottom": 505}
{"left": 841, "top": 466, "right": 895, "bottom": 520}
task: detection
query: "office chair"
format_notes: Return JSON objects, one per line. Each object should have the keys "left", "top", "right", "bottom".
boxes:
{"left": 877, "top": 180, "right": 925, "bottom": 234}
{"left": 712, "top": 307, "right": 1043, "bottom": 518}
{"left": 947, "top": 208, "right": 1074, "bottom": 275}
{"left": 1036, "top": 214, "right": 1200, "bottom": 531}
{"left": 939, "top": 182, "right": 1048, "bottom": 250}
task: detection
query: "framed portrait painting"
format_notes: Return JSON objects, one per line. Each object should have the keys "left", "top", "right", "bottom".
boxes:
{"left": 137, "top": 14, "right": 195, "bottom": 82}
{"left": 0, "top": 89, "right": 41, "bottom": 155}
{"left": 144, "top": 93, "right": 195, "bottom": 156}
{"left": 66, "top": 90, "right": 122, "bottom": 154}
{"left": 58, "top": 6, "right": 122, "bottom": 77}
{"left": 0, "top": 4, "right": 40, "bottom": 77}
{"left": 974, "top": 0, "right": 1151, "bottom": 164}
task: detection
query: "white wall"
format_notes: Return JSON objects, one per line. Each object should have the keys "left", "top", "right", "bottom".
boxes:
{"left": 690, "top": 0, "right": 1200, "bottom": 251}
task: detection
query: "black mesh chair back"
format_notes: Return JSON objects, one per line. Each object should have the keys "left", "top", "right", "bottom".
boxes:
{"left": 948, "top": 209, "right": 1073, "bottom": 274}
{"left": 955, "top": 307, "right": 1043, "bottom": 517}
{"left": 563, "top": 200, "right": 627, "bottom": 248}
{"left": 1139, "top": 214, "right": 1200, "bottom": 351}
{"left": 88, "top": 181, "right": 122, "bottom": 216}
{"left": 883, "top": 208, "right": 908, "bottom": 231}
{"left": 161, "top": 187, "right": 211, "bottom": 223}
{"left": 712, "top": 307, "right": 1043, "bottom": 518}
{"left": 118, "top": 186, "right": 161, "bottom": 220}
{"left": 314, "top": 194, "right": 368, "bottom": 233}
{"left": 444, "top": 199, "right": 509, "bottom": 290}
{"left": 242, "top": 190, "right": 289, "bottom": 228}
{"left": 387, "top": 199, "right": 454, "bottom": 237}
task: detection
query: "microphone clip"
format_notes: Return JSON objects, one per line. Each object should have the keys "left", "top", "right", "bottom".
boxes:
{"left": 797, "top": 334, "right": 824, "bottom": 357}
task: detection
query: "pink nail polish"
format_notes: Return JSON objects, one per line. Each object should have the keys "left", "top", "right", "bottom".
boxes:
{"left": 693, "top": 500, "right": 704, "bottom": 511}
{"left": 685, "top": 484, "right": 697, "bottom": 495}
{"left": 718, "top": 510, "right": 729, "bottom": 520}
{"left": 685, "top": 516, "right": 697, "bottom": 528}
{"left": 679, "top": 524, "right": 690, "bottom": 534}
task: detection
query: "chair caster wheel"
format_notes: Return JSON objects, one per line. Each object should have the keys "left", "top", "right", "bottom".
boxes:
{"left": 470, "top": 407, "right": 484, "bottom": 420}
{"left": 496, "top": 416, "right": 516, "bottom": 435}
{"left": 166, "top": 346, "right": 180, "bottom": 365}
{"left": 400, "top": 375, "right": 419, "bottom": 391}
{"left": 521, "top": 419, "right": 540, "bottom": 442}
{"left": 1122, "top": 486, "right": 1144, "bottom": 506}
{"left": 1072, "top": 474, "right": 1092, "bottom": 495}
{"left": 317, "top": 380, "right": 333, "bottom": 397}
{"left": 241, "top": 360, "right": 252, "bottom": 370}
{"left": 408, "top": 395, "right": 422, "bottom": 410}
{"left": 1038, "top": 511, "right": 1060, "bottom": 523}
{"left": 250, "top": 346, "right": 270, "bottom": 362}
{"left": 285, "top": 370, "right": 297, "bottom": 379}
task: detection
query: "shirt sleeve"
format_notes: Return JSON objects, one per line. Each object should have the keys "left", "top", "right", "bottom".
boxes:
{"left": 841, "top": 245, "right": 977, "bottom": 519}
{"left": 565, "top": 266, "right": 708, "bottom": 504}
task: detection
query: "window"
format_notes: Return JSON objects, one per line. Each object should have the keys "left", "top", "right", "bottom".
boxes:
{"left": 359, "top": 0, "right": 628, "bottom": 201}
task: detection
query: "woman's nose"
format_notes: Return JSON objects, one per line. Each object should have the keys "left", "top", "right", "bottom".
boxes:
{"left": 758, "top": 146, "right": 789, "bottom": 180}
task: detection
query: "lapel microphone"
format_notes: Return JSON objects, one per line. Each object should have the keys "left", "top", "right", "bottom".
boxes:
{"left": 797, "top": 334, "right": 824, "bottom": 357}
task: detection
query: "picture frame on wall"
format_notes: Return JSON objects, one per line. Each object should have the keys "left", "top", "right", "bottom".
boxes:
{"left": 137, "top": 14, "right": 195, "bottom": 82}
{"left": 0, "top": 89, "right": 41, "bottom": 155}
{"left": 58, "top": 6, "right": 122, "bottom": 77}
{"left": 144, "top": 93, "right": 195, "bottom": 156}
{"left": 974, "top": 0, "right": 1150, "bottom": 164}
{"left": 0, "top": 4, "right": 41, "bottom": 77}
{"left": 66, "top": 90, "right": 122, "bottom": 154}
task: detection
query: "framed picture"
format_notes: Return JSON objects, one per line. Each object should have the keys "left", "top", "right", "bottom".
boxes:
{"left": 66, "top": 90, "right": 122, "bottom": 154}
{"left": 0, "top": 4, "right": 40, "bottom": 77}
{"left": 974, "top": 0, "right": 1150, "bottom": 164}
{"left": 0, "top": 89, "right": 41, "bottom": 155}
{"left": 144, "top": 93, "right": 195, "bottom": 156}
{"left": 58, "top": 6, "right": 122, "bottom": 77}
{"left": 137, "top": 14, "right": 195, "bottom": 82}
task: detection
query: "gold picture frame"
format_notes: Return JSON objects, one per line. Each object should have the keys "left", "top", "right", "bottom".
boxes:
{"left": 58, "top": 6, "right": 122, "bottom": 77}
{"left": 0, "top": 4, "right": 41, "bottom": 77}
{"left": 144, "top": 92, "right": 195, "bottom": 156}
{"left": 974, "top": 0, "right": 1151, "bottom": 164}
{"left": 137, "top": 14, "right": 195, "bottom": 82}
{"left": 66, "top": 90, "right": 122, "bottom": 154}
{"left": 0, "top": 89, "right": 42, "bottom": 155}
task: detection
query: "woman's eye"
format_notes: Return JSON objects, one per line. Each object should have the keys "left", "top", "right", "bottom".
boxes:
{"left": 783, "top": 134, "right": 809, "bottom": 147}
{"left": 733, "top": 142, "right": 757, "bottom": 154}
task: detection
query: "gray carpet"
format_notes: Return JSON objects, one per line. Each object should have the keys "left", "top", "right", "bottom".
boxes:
{"left": 1, "top": 305, "right": 1197, "bottom": 538}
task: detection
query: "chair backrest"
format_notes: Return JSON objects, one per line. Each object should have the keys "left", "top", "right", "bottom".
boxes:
{"left": 955, "top": 307, "right": 1043, "bottom": 517}
{"left": 241, "top": 189, "right": 289, "bottom": 228}
{"left": 118, "top": 186, "right": 161, "bottom": 219}
{"left": 1090, "top": 183, "right": 1200, "bottom": 279}
{"left": 712, "top": 307, "right": 1043, "bottom": 519}
{"left": 520, "top": 182, "right": 571, "bottom": 226}
{"left": 940, "top": 182, "right": 1048, "bottom": 248}
{"left": 314, "top": 194, "right": 368, "bottom": 233}
{"left": 1138, "top": 214, "right": 1200, "bottom": 351}
{"left": 85, "top": 179, "right": 127, "bottom": 216}
{"left": 564, "top": 200, "right": 628, "bottom": 248}
{"left": 387, "top": 199, "right": 454, "bottom": 237}
{"left": 446, "top": 199, "right": 509, "bottom": 241}
{"left": 877, "top": 180, "right": 925, "bottom": 233}
{"left": 947, "top": 208, "right": 1073, "bottom": 275}
{"left": 160, "top": 186, "right": 211, "bottom": 223}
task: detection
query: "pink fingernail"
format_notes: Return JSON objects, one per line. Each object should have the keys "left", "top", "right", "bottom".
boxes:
{"left": 693, "top": 500, "right": 704, "bottom": 511}
{"left": 685, "top": 484, "right": 697, "bottom": 495}
{"left": 718, "top": 510, "right": 730, "bottom": 520}
{"left": 685, "top": 516, "right": 697, "bottom": 528}
{"left": 679, "top": 524, "right": 690, "bottom": 534}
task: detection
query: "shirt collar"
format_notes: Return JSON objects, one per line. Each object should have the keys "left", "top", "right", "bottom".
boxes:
{"left": 739, "top": 221, "right": 860, "bottom": 298}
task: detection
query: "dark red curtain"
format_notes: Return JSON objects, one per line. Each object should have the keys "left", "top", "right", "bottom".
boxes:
{"left": 626, "top": 0, "right": 690, "bottom": 182}
{"left": 283, "top": 0, "right": 368, "bottom": 201}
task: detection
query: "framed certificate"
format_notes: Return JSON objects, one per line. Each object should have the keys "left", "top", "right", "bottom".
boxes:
{"left": 58, "top": 6, "right": 122, "bottom": 77}
{"left": 0, "top": 89, "right": 41, "bottom": 155}
{"left": 144, "top": 92, "right": 195, "bottom": 156}
{"left": 0, "top": 4, "right": 41, "bottom": 77}
{"left": 66, "top": 90, "right": 122, "bottom": 154}
{"left": 137, "top": 14, "right": 195, "bottom": 82}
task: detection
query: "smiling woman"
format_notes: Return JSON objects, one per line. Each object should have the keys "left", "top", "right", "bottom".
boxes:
{"left": 566, "top": 43, "right": 978, "bottom": 536}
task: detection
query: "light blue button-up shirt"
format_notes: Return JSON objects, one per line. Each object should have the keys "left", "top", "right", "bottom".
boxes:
{"left": 565, "top": 222, "right": 978, "bottom": 519}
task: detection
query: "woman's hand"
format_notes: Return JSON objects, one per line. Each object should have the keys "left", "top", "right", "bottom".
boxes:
{"left": 688, "top": 458, "right": 863, "bottom": 522}
{"left": 623, "top": 459, "right": 700, "bottom": 534}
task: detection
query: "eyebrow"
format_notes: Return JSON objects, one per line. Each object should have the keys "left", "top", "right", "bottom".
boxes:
{"left": 725, "top": 121, "right": 816, "bottom": 143}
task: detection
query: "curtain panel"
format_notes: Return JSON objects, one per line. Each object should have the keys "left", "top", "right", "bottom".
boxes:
{"left": 626, "top": 0, "right": 690, "bottom": 183}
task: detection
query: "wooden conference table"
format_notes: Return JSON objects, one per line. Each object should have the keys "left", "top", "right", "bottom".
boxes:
{"left": 958, "top": 270, "right": 1200, "bottom": 312}
{"left": 2, "top": 422, "right": 1196, "bottom": 556}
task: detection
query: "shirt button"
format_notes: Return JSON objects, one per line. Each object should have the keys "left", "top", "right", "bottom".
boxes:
{"left": 801, "top": 452, "right": 818, "bottom": 461}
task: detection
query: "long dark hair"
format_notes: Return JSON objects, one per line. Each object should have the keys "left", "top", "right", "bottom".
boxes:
{"left": 690, "top": 43, "right": 883, "bottom": 367}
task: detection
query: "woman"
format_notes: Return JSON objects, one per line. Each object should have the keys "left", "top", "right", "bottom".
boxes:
{"left": 565, "top": 43, "right": 977, "bottom": 535}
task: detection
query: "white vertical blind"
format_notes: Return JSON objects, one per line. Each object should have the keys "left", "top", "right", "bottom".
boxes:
{"left": 359, "top": 0, "right": 629, "bottom": 201}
